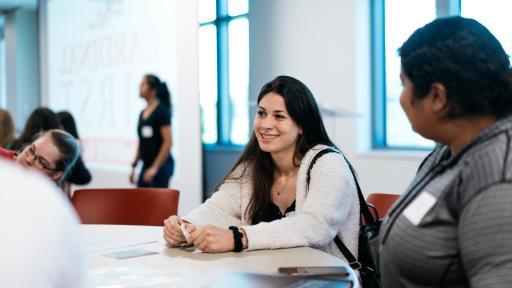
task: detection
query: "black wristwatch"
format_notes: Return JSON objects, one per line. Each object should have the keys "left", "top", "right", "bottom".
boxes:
{"left": 229, "top": 226, "right": 243, "bottom": 252}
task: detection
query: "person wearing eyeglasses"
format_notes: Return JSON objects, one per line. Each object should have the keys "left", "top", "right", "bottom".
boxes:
{"left": 0, "top": 129, "right": 79, "bottom": 185}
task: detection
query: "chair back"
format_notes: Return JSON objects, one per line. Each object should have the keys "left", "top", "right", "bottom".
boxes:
{"left": 71, "top": 188, "right": 179, "bottom": 226}
{"left": 365, "top": 193, "right": 400, "bottom": 220}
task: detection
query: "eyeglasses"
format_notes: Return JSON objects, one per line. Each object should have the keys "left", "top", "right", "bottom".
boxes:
{"left": 27, "top": 144, "right": 58, "bottom": 171}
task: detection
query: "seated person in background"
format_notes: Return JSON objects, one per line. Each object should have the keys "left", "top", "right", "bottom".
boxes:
{"left": 163, "top": 76, "right": 360, "bottom": 260}
{"left": 0, "top": 108, "right": 16, "bottom": 149}
{"left": 57, "top": 111, "right": 92, "bottom": 196}
{"left": 378, "top": 17, "right": 512, "bottom": 287}
{"left": 0, "top": 160, "right": 85, "bottom": 288}
{"left": 11, "top": 107, "right": 60, "bottom": 150}
{"left": 0, "top": 129, "right": 79, "bottom": 185}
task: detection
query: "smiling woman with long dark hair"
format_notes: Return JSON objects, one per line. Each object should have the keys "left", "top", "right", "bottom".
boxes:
{"left": 163, "top": 76, "right": 360, "bottom": 260}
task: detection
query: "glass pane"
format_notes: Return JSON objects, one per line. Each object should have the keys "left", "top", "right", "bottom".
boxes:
{"left": 198, "top": 0, "right": 216, "bottom": 23}
{"left": 199, "top": 25, "right": 219, "bottom": 144}
{"left": 228, "top": 17, "right": 249, "bottom": 145}
{"left": 462, "top": 0, "right": 512, "bottom": 54}
{"left": 228, "top": 0, "right": 248, "bottom": 16}
{"left": 385, "top": 0, "right": 436, "bottom": 148}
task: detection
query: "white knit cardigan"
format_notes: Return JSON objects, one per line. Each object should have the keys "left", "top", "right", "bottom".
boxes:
{"left": 183, "top": 144, "right": 360, "bottom": 261}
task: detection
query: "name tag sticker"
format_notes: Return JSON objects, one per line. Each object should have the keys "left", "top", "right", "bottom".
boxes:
{"left": 403, "top": 191, "right": 436, "bottom": 226}
{"left": 142, "top": 126, "right": 153, "bottom": 138}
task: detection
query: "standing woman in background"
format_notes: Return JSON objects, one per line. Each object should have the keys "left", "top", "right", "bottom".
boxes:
{"left": 0, "top": 109, "right": 15, "bottom": 149}
{"left": 130, "top": 74, "right": 174, "bottom": 188}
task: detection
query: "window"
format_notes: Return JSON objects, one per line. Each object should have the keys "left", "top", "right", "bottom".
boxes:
{"left": 198, "top": 0, "right": 249, "bottom": 145}
{"left": 372, "top": 0, "right": 436, "bottom": 150}
{"left": 372, "top": 0, "right": 512, "bottom": 150}
{"left": 460, "top": 0, "right": 512, "bottom": 54}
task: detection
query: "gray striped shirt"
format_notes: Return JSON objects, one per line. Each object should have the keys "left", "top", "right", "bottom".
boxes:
{"left": 379, "top": 115, "right": 512, "bottom": 288}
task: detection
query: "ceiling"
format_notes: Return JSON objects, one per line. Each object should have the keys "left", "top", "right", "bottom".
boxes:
{"left": 0, "top": 0, "right": 37, "bottom": 11}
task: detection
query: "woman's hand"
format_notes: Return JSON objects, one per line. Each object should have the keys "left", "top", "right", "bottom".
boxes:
{"left": 163, "top": 215, "right": 195, "bottom": 246}
{"left": 129, "top": 169, "right": 137, "bottom": 184}
{"left": 143, "top": 166, "right": 158, "bottom": 183}
{"left": 189, "top": 224, "right": 234, "bottom": 253}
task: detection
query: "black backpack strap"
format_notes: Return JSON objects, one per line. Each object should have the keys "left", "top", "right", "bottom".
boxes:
{"left": 307, "top": 147, "right": 375, "bottom": 225}
{"left": 334, "top": 235, "right": 360, "bottom": 269}
{"left": 306, "top": 147, "right": 375, "bottom": 269}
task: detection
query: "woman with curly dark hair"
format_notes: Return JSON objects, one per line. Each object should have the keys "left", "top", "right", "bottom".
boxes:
{"left": 378, "top": 17, "right": 512, "bottom": 287}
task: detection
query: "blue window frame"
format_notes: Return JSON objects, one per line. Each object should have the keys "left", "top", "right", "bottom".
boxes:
{"left": 198, "top": 0, "right": 249, "bottom": 146}
{"left": 372, "top": 0, "right": 439, "bottom": 150}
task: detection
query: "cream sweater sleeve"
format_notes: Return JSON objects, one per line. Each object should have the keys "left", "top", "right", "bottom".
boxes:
{"left": 182, "top": 166, "right": 245, "bottom": 228}
{"left": 242, "top": 153, "right": 357, "bottom": 251}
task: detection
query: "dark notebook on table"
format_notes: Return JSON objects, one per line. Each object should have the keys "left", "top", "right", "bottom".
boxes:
{"left": 203, "top": 272, "right": 353, "bottom": 288}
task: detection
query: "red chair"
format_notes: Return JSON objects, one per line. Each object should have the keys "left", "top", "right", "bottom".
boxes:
{"left": 365, "top": 193, "right": 400, "bottom": 220}
{"left": 71, "top": 188, "right": 179, "bottom": 226}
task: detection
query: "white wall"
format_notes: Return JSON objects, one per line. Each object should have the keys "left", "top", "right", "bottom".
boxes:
{"left": 250, "top": 0, "right": 426, "bottom": 196}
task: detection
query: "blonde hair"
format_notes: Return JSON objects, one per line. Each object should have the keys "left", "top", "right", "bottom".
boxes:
{"left": 0, "top": 109, "right": 15, "bottom": 148}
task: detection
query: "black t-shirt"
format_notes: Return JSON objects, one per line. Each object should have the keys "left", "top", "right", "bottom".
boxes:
{"left": 253, "top": 200, "right": 296, "bottom": 224}
{"left": 137, "top": 103, "right": 171, "bottom": 165}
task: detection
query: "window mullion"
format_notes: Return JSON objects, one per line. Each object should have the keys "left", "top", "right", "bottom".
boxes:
{"left": 216, "top": 0, "right": 231, "bottom": 144}
{"left": 371, "top": 0, "right": 386, "bottom": 148}
{"left": 436, "top": 0, "right": 461, "bottom": 17}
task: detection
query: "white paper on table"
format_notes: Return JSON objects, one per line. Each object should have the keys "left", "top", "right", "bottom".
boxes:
{"left": 84, "top": 234, "right": 160, "bottom": 252}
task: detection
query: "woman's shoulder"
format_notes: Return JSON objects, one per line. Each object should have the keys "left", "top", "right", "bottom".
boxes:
{"left": 300, "top": 144, "right": 349, "bottom": 175}
{"left": 303, "top": 144, "right": 345, "bottom": 164}
{"left": 225, "top": 161, "right": 253, "bottom": 182}
{"left": 156, "top": 102, "right": 171, "bottom": 114}
{"left": 299, "top": 145, "right": 357, "bottom": 197}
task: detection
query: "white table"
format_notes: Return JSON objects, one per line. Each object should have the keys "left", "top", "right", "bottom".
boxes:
{"left": 83, "top": 224, "right": 359, "bottom": 287}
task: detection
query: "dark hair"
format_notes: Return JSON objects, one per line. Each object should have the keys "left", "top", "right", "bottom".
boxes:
{"left": 13, "top": 107, "right": 60, "bottom": 150}
{"left": 57, "top": 111, "right": 80, "bottom": 139}
{"left": 399, "top": 16, "right": 512, "bottom": 119}
{"left": 36, "top": 129, "right": 79, "bottom": 184}
{"left": 144, "top": 74, "right": 172, "bottom": 111}
{"left": 221, "top": 75, "right": 338, "bottom": 224}
{"left": 0, "top": 108, "right": 15, "bottom": 148}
